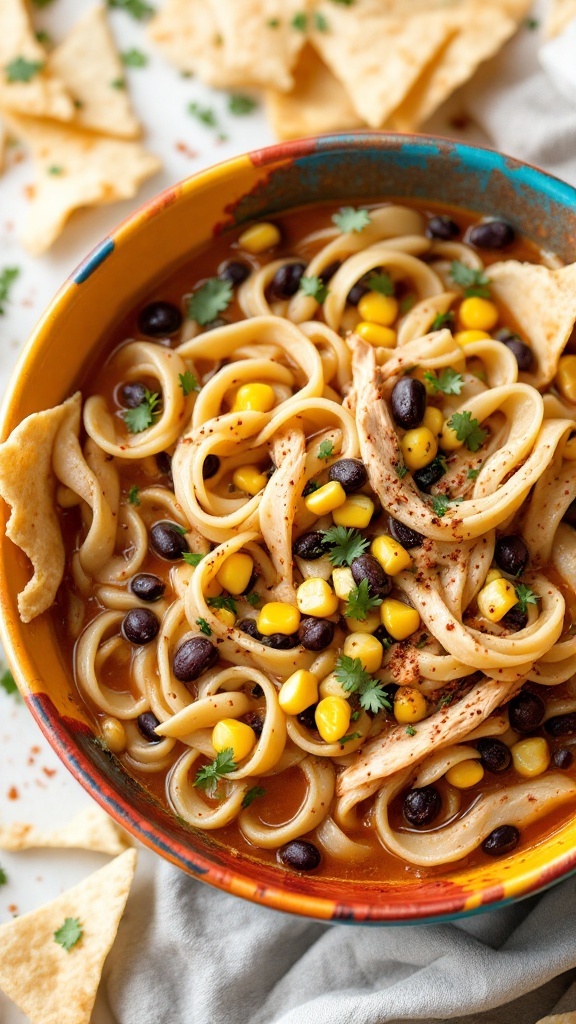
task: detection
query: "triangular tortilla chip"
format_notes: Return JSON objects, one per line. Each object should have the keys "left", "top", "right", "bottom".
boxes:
{"left": 546, "top": 0, "right": 576, "bottom": 37}
{"left": 0, "top": 806, "right": 131, "bottom": 855}
{"left": 207, "top": 0, "right": 311, "bottom": 92}
{"left": 311, "top": 0, "right": 454, "bottom": 128}
{"left": 0, "top": 393, "right": 80, "bottom": 622}
{"left": 489, "top": 260, "right": 576, "bottom": 388}
{"left": 3, "top": 113, "right": 161, "bottom": 254}
{"left": 48, "top": 5, "right": 141, "bottom": 139}
{"left": 0, "top": 0, "right": 73, "bottom": 121}
{"left": 0, "top": 848, "right": 137, "bottom": 1024}
{"left": 148, "top": 0, "right": 242, "bottom": 85}
{"left": 265, "top": 44, "right": 363, "bottom": 140}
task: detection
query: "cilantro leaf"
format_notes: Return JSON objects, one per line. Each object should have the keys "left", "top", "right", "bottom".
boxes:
{"left": 358, "top": 680, "right": 391, "bottom": 714}
{"left": 395, "top": 460, "right": 408, "bottom": 479}
{"left": 110, "top": 77, "right": 126, "bottom": 89}
{"left": 35, "top": 29, "right": 52, "bottom": 44}
{"left": 122, "top": 48, "right": 148, "bottom": 66}
{"left": 514, "top": 584, "right": 540, "bottom": 613}
{"left": 107, "top": 0, "right": 155, "bottom": 20}
{"left": 447, "top": 411, "right": 487, "bottom": 452}
{"left": 450, "top": 260, "right": 491, "bottom": 298}
{"left": 228, "top": 93, "right": 258, "bottom": 115}
{"left": 415, "top": 635, "right": 428, "bottom": 649}
{"left": 335, "top": 655, "right": 391, "bottom": 713}
{"left": 207, "top": 594, "right": 237, "bottom": 615}
{"left": 314, "top": 12, "right": 329, "bottom": 30}
{"left": 47, "top": 165, "right": 63, "bottom": 175}
{"left": 194, "top": 748, "right": 237, "bottom": 796}
{"left": 405, "top": 725, "right": 416, "bottom": 736}
{"left": 302, "top": 480, "right": 319, "bottom": 496}
{"left": 367, "top": 272, "right": 394, "bottom": 296}
{"left": 430, "top": 494, "right": 463, "bottom": 518}
{"left": 188, "top": 101, "right": 218, "bottom": 127}
{"left": 179, "top": 370, "right": 199, "bottom": 395}
{"left": 242, "top": 785, "right": 266, "bottom": 808}
{"left": 328, "top": 0, "right": 355, "bottom": 4}
{"left": 400, "top": 295, "right": 415, "bottom": 315}
{"left": 0, "top": 669, "right": 18, "bottom": 697}
{"left": 344, "top": 579, "right": 383, "bottom": 621}
{"left": 31, "top": 0, "right": 55, "bottom": 6}
{"left": 467, "top": 466, "right": 480, "bottom": 480}
{"left": 128, "top": 485, "right": 140, "bottom": 506}
{"left": 183, "top": 552, "right": 204, "bottom": 567}
{"left": 423, "top": 367, "right": 464, "bottom": 395}
{"left": 322, "top": 525, "right": 369, "bottom": 567}
{"left": 291, "top": 12, "right": 307, "bottom": 30}
{"left": 188, "top": 278, "right": 233, "bottom": 326}
{"left": 339, "top": 732, "right": 362, "bottom": 744}
{"left": 196, "top": 617, "right": 212, "bottom": 636}
{"left": 246, "top": 592, "right": 260, "bottom": 607}
{"left": 123, "top": 389, "right": 161, "bottom": 433}
{"left": 436, "top": 692, "right": 455, "bottom": 710}
{"left": 54, "top": 918, "right": 83, "bottom": 952}
{"left": 267, "top": 17, "right": 280, "bottom": 27}
{"left": 0, "top": 866, "right": 7, "bottom": 885}
{"left": 332, "top": 207, "right": 371, "bottom": 233}
{"left": 5, "top": 57, "right": 44, "bottom": 82}
{"left": 299, "top": 275, "right": 329, "bottom": 303}
{"left": 430, "top": 311, "right": 455, "bottom": 331}
{"left": 317, "top": 440, "right": 334, "bottom": 461}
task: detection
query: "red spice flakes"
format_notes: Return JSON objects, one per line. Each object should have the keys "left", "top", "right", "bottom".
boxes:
{"left": 8, "top": 904, "right": 18, "bottom": 915}
{"left": 7, "top": 786, "right": 19, "bottom": 800}
{"left": 42, "top": 767, "right": 56, "bottom": 778}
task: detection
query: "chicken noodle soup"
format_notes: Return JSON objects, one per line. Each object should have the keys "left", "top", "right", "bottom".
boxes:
{"left": 5, "top": 200, "right": 576, "bottom": 879}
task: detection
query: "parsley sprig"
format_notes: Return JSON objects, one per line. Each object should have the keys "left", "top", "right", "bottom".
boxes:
{"left": 322, "top": 526, "right": 369, "bottom": 567}
{"left": 332, "top": 207, "right": 371, "bottom": 233}
{"left": 123, "top": 389, "right": 161, "bottom": 433}
{"left": 54, "top": 918, "right": 83, "bottom": 952}
{"left": 0, "top": 268, "right": 19, "bottom": 315}
{"left": 344, "top": 579, "right": 383, "bottom": 621}
{"left": 514, "top": 584, "right": 539, "bottom": 613}
{"left": 423, "top": 368, "right": 464, "bottom": 395}
{"left": 188, "top": 278, "right": 233, "bottom": 326}
{"left": 299, "top": 275, "right": 329, "bottom": 303}
{"left": 450, "top": 260, "right": 491, "bottom": 298}
{"left": 447, "top": 411, "right": 487, "bottom": 452}
{"left": 335, "top": 656, "right": 391, "bottom": 714}
{"left": 194, "top": 748, "right": 237, "bottom": 796}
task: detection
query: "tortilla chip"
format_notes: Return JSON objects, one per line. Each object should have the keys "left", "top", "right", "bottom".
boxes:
{"left": 0, "top": 393, "right": 80, "bottom": 622}
{"left": 392, "top": 3, "right": 519, "bottom": 131}
{"left": 536, "top": 1015, "right": 576, "bottom": 1024}
{"left": 265, "top": 44, "right": 363, "bottom": 140}
{"left": 0, "top": 0, "right": 73, "bottom": 121}
{"left": 489, "top": 260, "right": 576, "bottom": 389}
{"left": 147, "top": 0, "right": 241, "bottom": 85}
{"left": 48, "top": 5, "right": 141, "bottom": 139}
{"left": 311, "top": 1, "right": 454, "bottom": 128}
{"left": 0, "top": 848, "right": 136, "bottom": 1024}
{"left": 0, "top": 806, "right": 131, "bottom": 855}
{"left": 207, "top": 0, "right": 311, "bottom": 92}
{"left": 3, "top": 113, "right": 161, "bottom": 254}
{"left": 546, "top": 0, "right": 576, "bottom": 37}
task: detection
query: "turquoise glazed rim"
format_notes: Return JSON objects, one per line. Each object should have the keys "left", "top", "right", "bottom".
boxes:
{"left": 2, "top": 132, "right": 576, "bottom": 925}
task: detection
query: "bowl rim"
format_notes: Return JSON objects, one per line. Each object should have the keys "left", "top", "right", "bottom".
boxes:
{"left": 3, "top": 130, "right": 576, "bottom": 924}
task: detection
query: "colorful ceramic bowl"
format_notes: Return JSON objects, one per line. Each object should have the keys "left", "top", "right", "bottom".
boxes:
{"left": 2, "top": 134, "right": 576, "bottom": 924}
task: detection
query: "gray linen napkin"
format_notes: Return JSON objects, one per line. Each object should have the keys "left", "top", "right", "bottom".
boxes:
{"left": 107, "top": 12, "right": 576, "bottom": 1023}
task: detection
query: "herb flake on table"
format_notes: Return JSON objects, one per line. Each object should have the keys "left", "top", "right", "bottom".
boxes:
{"left": 188, "top": 278, "right": 233, "bottom": 325}
{"left": 110, "top": 77, "right": 126, "bottom": 89}
{"left": 317, "top": 439, "right": 334, "bottom": 461}
{"left": 332, "top": 207, "right": 371, "bottom": 233}
{"left": 242, "top": 785, "right": 266, "bottom": 808}
{"left": 187, "top": 101, "right": 227, "bottom": 140}
{"left": 335, "top": 655, "right": 391, "bottom": 713}
{"left": 447, "top": 411, "right": 487, "bottom": 452}
{"left": 5, "top": 57, "right": 44, "bottom": 83}
{"left": 228, "top": 93, "right": 258, "bottom": 115}
{"left": 450, "top": 260, "right": 491, "bottom": 298}
{"left": 368, "top": 271, "right": 394, "bottom": 296}
{"left": 194, "top": 748, "right": 237, "bottom": 796}
{"left": 0, "top": 866, "right": 7, "bottom": 886}
{"left": 423, "top": 367, "right": 464, "bottom": 395}
{"left": 299, "top": 275, "right": 329, "bottom": 303}
{"left": 122, "top": 48, "right": 148, "bottom": 67}
{"left": 107, "top": 0, "right": 155, "bottom": 20}
{"left": 123, "top": 389, "right": 161, "bottom": 433}
{"left": 322, "top": 526, "right": 369, "bottom": 566}
{"left": 183, "top": 552, "right": 204, "bottom": 567}
{"left": 0, "top": 268, "right": 19, "bottom": 316}
{"left": 179, "top": 370, "right": 199, "bottom": 395}
{"left": 54, "top": 918, "right": 83, "bottom": 952}
{"left": 31, "top": 0, "right": 55, "bottom": 6}
{"left": 1, "top": 669, "right": 19, "bottom": 698}
{"left": 344, "top": 579, "right": 383, "bottom": 621}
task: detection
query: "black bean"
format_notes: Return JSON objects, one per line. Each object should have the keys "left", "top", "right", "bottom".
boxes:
{"left": 502, "top": 338, "right": 535, "bottom": 373}
{"left": 138, "top": 301, "right": 182, "bottom": 337}
{"left": 351, "top": 553, "right": 391, "bottom": 598}
{"left": 328, "top": 458, "right": 368, "bottom": 494}
{"left": 156, "top": 451, "right": 172, "bottom": 477}
{"left": 219, "top": 259, "right": 251, "bottom": 286}
{"left": 402, "top": 786, "right": 441, "bottom": 827}
{"left": 426, "top": 215, "right": 460, "bottom": 240}
{"left": 293, "top": 531, "right": 328, "bottom": 561}
{"left": 150, "top": 521, "right": 189, "bottom": 560}
{"left": 482, "top": 824, "right": 520, "bottom": 856}
{"left": 130, "top": 573, "right": 165, "bottom": 602}
{"left": 320, "top": 260, "right": 340, "bottom": 284}
{"left": 298, "top": 617, "right": 335, "bottom": 651}
{"left": 390, "top": 377, "right": 427, "bottom": 430}
{"left": 243, "top": 711, "right": 264, "bottom": 737}
{"left": 202, "top": 454, "right": 220, "bottom": 480}
{"left": 469, "top": 220, "right": 515, "bottom": 250}
{"left": 237, "top": 618, "right": 264, "bottom": 641}
{"left": 137, "top": 711, "right": 162, "bottom": 743}
{"left": 501, "top": 605, "right": 528, "bottom": 632}
{"left": 297, "top": 704, "right": 319, "bottom": 731}
{"left": 252, "top": 684, "right": 264, "bottom": 698}
{"left": 122, "top": 608, "right": 160, "bottom": 645}
{"left": 269, "top": 262, "right": 306, "bottom": 300}
{"left": 509, "top": 690, "right": 546, "bottom": 733}
{"left": 553, "top": 748, "right": 574, "bottom": 769}
{"left": 494, "top": 535, "right": 529, "bottom": 577}
{"left": 173, "top": 636, "right": 218, "bottom": 682}
{"left": 477, "top": 737, "right": 512, "bottom": 773}
{"left": 263, "top": 632, "right": 300, "bottom": 650}
{"left": 388, "top": 516, "right": 423, "bottom": 549}
{"left": 413, "top": 455, "right": 447, "bottom": 492}
{"left": 121, "top": 382, "right": 147, "bottom": 408}
{"left": 545, "top": 713, "right": 576, "bottom": 738}
{"left": 563, "top": 499, "right": 576, "bottom": 529}
{"left": 347, "top": 277, "right": 370, "bottom": 305}
{"left": 278, "top": 840, "right": 321, "bottom": 871}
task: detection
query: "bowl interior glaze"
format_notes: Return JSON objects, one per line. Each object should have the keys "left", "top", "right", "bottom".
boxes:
{"left": 2, "top": 133, "right": 576, "bottom": 924}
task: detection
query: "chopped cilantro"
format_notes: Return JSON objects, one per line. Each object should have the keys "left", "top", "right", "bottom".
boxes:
{"left": 317, "top": 439, "right": 334, "bottom": 461}
{"left": 183, "top": 552, "right": 204, "bottom": 567}
{"left": 430, "top": 494, "right": 463, "bottom": 518}
{"left": 367, "top": 271, "right": 394, "bottom": 296}
{"left": 328, "top": 0, "right": 355, "bottom": 5}
{"left": 35, "top": 29, "right": 53, "bottom": 44}
{"left": 0, "top": 866, "right": 7, "bottom": 885}
{"left": 107, "top": 0, "right": 155, "bottom": 19}
{"left": 0, "top": 268, "right": 19, "bottom": 316}
{"left": 467, "top": 466, "right": 480, "bottom": 480}
{"left": 395, "top": 460, "right": 408, "bottom": 480}
{"left": 335, "top": 655, "right": 391, "bottom": 713}
{"left": 437, "top": 692, "right": 455, "bottom": 711}
{"left": 188, "top": 277, "right": 233, "bottom": 326}
{"left": 447, "top": 411, "right": 487, "bottom": 452}
{"left": 195, "top": 617, "right": 212, "bottom": 636}
{"left": 405, "top": 725, "right": 416, "bottom": 736}
{"left": 228, "top": 93, "right": 258, "bottom": 115}
{"left": 31, "top": 0, "right": 55, "bottom": 6}
{"left": 207, "top": 594, "right": 237, "bottom": 615}
{"left": 524, "top": 17, "right": 539, "bottom": 29}
{"left": 0, "top": 669, "right": 18, "bottom": 698}
{"left": 267, "top": 17, "right": 280, "bottom": 27}
{"left": 194, "top": 748, "right": 236, "bottom": 796}
{"left": 430, "top": 311, "right": 455, "bottom": 331}
{"left": 5, "top": 57, "right": 44, "bottom": 83}
{"left": 299, "top": 275, "right": 329, "bottom": 303}
{"left": 332, "top": 207, "right": 371, "bottom": 233}
{"left": 54, "top": 918, "right": 83, "bottom": 952}
{"left": 450, "top": 260, "right": 491, "bottom": 298}
{"left": 122, "top": 48, "right": 148, "bottom": 67}
{"left": 344, "top": 579, "right": 383, "bottom": 621}
{"left": 314, "top": 12, "right": 329, "bottom": 31}
{"left": 128, "top": 485, "right": 140, "bottom": 506}
{"left": 322, "top": 526, "right": 369, "bottom": 567}
{"left": 340, "top": 732, "right": 362, "bottom": 744}
{"left": 423, "top": 367, "right": 464, "bottom": 395}
{"left": 123, "top": 389, "right": 161, "bottom": 433}
{"left": 110, "top": 77, "right": 126, "bottom": 89}
{"left": 47, "top": 165, "right": 63, "bottom": 175}
{"left": 187, "top": 101, "right": 226, "bottom": 139}
{"left": 179, "top": 370, "right": 199, "bottom": 395}
{"left": 242, "top": 785, "right": 266, "bottom": 808}
{"left": 400, "top": 295, "right": 415, "bottom": 315}
{"left": 302, "top": 480, "right": 319, "bottom": 496}
{"left": 172, "top": 524, "right": 188, "bottom": 536}
{"left": 415, "top": 635, "right": 428, "bottom": 649}
{"left": 291, "top": 12, "right": 307, "bottom": 30}
{"left": 246, "top": 592, "right": 260, "bottom": 608}
{"left": 514, "top": 584, "right": 540, "bottom": 613}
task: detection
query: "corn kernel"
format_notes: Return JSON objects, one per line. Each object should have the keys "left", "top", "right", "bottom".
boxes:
{"left": 440, "top": 419, "right": 464, "bottom": 451}
{"left": 355, "top": 322, "right": 397, "bottom": 348}
{"left": 238, "top": 221, "right": 280, "bottom": 254}
{"left": 393, "top": 685, "right": 428, "bottom": 724}
{"left": 358, "top": 291, "right": 399, "bottom": 326}
{"left": 332, "top": 493, "right": 374, "bottom": 529}
{"left": 345, "top": 608, "right": 381, "bottom": 633}
{"left": 332, "top": 566, "right": 355, "bottom": 600}
{"left": 454, "top": 329, "right": 491, "bottom": 347}
{"left": 296, "top": 578, "right": 339, "bottom": 618}
{"left": 381, "top": 598, "right": 421, "bottom": 640}
{"left": 445, "top": 758, "right": 484, "bottom": 789}
{"left": 400, "top": 427, "right": 438, "bottom": 472}
{"left": 233, "top": 465, "right": 268, "bottom": 495}
{"left": 477, "top": 577, "right": 518, "bottom": 622}
{"left": 214, "top": 607, "right": 236, "bottom": 628}
{"left": 204, "top": 577, "right": 222, "bottom": 598}
{"left": 212, "top": 718, "right": 256, "bottom": 761}
{"left": 511, "top": 737, "right": 550, "bottom": 778}
{"left": 485, "top": 568, "right": 503, "bottom": 585}
{"left": 232, "top": 383, "right": 276, "bottom": 413}
{"left": 563, "top": 433, "right": 576, "bottom": 460}
{"left": 371, "top": 535, "right": 412, "bottom": 576}
{"left": 315, "top": 695, "right": 351, "bottom": 743}
{"left": 278, "top": 670, "right": 319, "bottom": 715}
{"left": 101, "top": 716, "right": 126, "bottom": 754}
{"left": 216, "top": 552, "right": 254, "bottom": 595}
{"left": 319, "top": 671, "right": 348, "bottom": 699}
{"left": 304, "top": 480, "right": 346, "bottom": 516}
{"left": 257, "top": 601, "right": 300, "bottom": 636}
{"left": 423, "top": 406, "right": 443, "bottom": 438}
{"left": 459, "top": 297, "right": 499, "bottom": 332}
{"left": 557, "top": 355, "right": 576, "bottom": 404}
{"left": 343, "top": 631, "right": 383, "bottom": 673}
